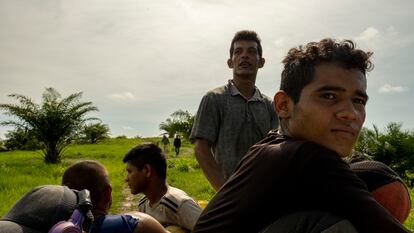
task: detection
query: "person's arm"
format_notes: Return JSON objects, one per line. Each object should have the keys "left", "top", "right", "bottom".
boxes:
{"left": 133, "top": 212, "right": 170, "bottom": 233}
{"left": 194, "top": 139, "right": 225, "bottom": 191}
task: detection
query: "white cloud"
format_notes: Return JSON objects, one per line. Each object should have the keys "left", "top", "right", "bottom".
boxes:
{"left": 354, "top": 25, "right": 414, "bottom": 56}
{"left": 356, "top": 27, "right": 380, "bottom": 42}
{"left": 378, "top": 84, "right": 409, "bottom": 93}
{"left": 108, "top": 92, "right": 136, "bottom": 102}
{"left": 122, "top": 126, "right": 135, "bottom": 130}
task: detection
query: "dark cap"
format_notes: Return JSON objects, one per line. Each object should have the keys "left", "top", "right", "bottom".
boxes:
{"left": 350, "top": 160, "right": 402, "bottom": 192}
{"left": 0, "top": 185, "right": 77, "bottom": 233}
{"left": 350, "top": 160, "right": 411, "bottom": 223}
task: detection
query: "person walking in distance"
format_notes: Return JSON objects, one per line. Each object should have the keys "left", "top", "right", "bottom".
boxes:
{"left": 161, "top": 135, "right": 169, "bottom": 153}
{"left": 173, "top": 134, "right": 181, "bottom": 156}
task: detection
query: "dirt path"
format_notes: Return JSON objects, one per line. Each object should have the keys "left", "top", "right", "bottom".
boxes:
{"left": 118, "top": 184, "right": 142, "bottom": 216}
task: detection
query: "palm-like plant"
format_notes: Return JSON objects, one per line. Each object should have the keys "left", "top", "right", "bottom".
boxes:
{"left": 0, "top": 88, "right": 98, "bottom": 163}
{"left": 355, "top": 123, "right": 414, "bottom": 186}
{"left": 159, "top": 109, "right": 194, "bottom": 139}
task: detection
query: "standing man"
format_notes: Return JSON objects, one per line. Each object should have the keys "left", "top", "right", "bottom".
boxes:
{"left": 192, "top": 39, "right": 410, "bottom": 233}
{"left": 190, "top": 30, "right": 279, "bottom": 190}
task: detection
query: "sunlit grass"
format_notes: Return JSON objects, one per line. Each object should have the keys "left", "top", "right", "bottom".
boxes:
{"left": 0, "top": 137, "right": 215, "bottom": 217}
{"left": 0, "top": 138, "right": 412, "bottom": 231}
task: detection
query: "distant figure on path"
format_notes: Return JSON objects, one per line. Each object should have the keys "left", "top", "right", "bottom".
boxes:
{"left": 161, "top": 135, "right": 169, "bottom": 153}
{"left": 173, "top": 134, "right": 181, "bottom": 156}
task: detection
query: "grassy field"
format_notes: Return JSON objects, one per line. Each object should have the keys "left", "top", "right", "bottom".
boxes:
{"left": 0, "top": 137, "right": 413, "bottom": 231}
{"left": 0, "top": 137, "right": 215, "bottom": 216}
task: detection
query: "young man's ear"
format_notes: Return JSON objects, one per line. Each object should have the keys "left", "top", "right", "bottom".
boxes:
{"left": 258, "top": 57, "right": 265, "bottom": 68}
{"left": 274, "top": 91, "right": 292, "bottom": 118}
{"left": 143, "top": 164, "right": 152, "bottom": 178}
{"left": 227, "top": 58, "right": 234, "bottom": 68}
{"left": 104, "top": 185, "right": 112, "bottom": 208}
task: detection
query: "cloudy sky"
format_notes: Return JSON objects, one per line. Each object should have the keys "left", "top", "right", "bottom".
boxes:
{"left": 1, "top": 0, "right": 413, "bottom": 138}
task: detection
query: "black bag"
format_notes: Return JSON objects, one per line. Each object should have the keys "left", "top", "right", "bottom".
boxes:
{"left": 48, "top": 189, "right": 94, "bottom": 233}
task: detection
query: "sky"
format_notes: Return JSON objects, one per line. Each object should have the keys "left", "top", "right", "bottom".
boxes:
{"left": 0, "top": 0, "right": 413, "bottom": 138}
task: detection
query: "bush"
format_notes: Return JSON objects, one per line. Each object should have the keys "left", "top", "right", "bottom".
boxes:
{"left": 4, "top": 128, "right": 43, "bottom": 151}
{"left": 79, "top": 123, "right": 110, "bottom": 144}
{"left": 0, "top": 145, "right": 7, "bottom": 152}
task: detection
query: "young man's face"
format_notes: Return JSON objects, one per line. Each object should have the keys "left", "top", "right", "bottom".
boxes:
{"left": 227, "top": 40, "right": 265, "bottom": 78}
{"left": 279, "top": 63, "right": 367, "bottom": 157}
{"left": 125, "top": 162, "right": 148, "bottom": 195}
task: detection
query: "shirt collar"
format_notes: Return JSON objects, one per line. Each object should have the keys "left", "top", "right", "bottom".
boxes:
{"left": 228, "top": 79, "right": 263, "bottom": 101}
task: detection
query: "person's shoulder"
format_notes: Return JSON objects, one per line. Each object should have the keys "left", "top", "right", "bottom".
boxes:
{"left": 250, "top": 132, "right": 317, "bottom": 159}
{"left": 298, "top": 140, "right": 339, "bottom": 156}
{"left": 162, "top": 186, "right": 196, "bottom": 208}
{"left": 205, "top": 84, "right": 228, "bottom": 96}
{"left": 99, "top": 214, "right": 136, "bottom": 221}
{"left": 94, "top": 214, "right": 138, "bottom": 232}
{"left": 260, "top": 93, "right": 274, "bottom": 103}
{"left": 253, "top": 131, "right": 306, "bottom": 149}
{"left": 290, "top": 139, "right": 345, "bottom": 166}
{"left": 166, "top": 186, "right": 192, "bottom": 200}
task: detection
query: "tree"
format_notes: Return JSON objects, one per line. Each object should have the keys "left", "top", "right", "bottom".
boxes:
{"left": 80, "top": 123, "right": 110, "bottom": 144}
{"left": 159, "top": 110, "right": 194, "bottom": 139}
{"left": 354, "top": 122, "right": 414, "bottom": 186}
{"left": 4, "top": 127, "right": 42, "bottom": 150}
{"left": 0, "top": 88, "right": 98, "bottom": 163}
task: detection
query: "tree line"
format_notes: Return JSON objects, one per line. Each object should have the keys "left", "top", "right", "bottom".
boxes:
{"left": 1, "top": 88, "right": 413, "bottom": 186}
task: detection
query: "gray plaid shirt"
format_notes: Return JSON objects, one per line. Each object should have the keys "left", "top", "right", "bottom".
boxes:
{"left": 190, "top": 80, "right": 279, "bottom": 180}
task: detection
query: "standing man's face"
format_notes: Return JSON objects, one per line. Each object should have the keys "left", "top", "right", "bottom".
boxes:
{"left": 276, "top": 63, "right": 367, "bottom": 157}
{"left": 227, "top": 40, "right": 265, "bottom": 78}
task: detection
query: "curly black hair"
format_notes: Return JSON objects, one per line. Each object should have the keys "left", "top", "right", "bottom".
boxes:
{"left": 280, "top": 38, "right": 374, "bottom": 103}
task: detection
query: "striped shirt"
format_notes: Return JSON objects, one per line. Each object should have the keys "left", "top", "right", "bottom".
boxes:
{"left": 138, "top": 186, "right": 202, "bottom": 231}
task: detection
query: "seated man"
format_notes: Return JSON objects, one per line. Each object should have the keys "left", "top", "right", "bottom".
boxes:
{"left": 123, "top": 142, "right": 202, "bottom": 231}
{"left": 192, "top": 38, "right": 410, "bottom": 233}
{"left": 62, "top": 160, "right": 169, "bottom": 233}
{"left": 350, "top": 160, "right": 411, "bottom": 223}
{"left": 0, "top": 160, "right": 169, "bottom": 233}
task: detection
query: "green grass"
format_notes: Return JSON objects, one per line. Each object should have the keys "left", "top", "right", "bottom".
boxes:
{"left": 0, "top": 137, "right": 413, "bottom": 231}
{"left": 0, "top": 137, "right": 214, "bottom": 216}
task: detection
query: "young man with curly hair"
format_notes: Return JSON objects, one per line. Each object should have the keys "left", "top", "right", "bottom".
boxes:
{"left": 192, "top": 39, "right": 410, "bottom": 233}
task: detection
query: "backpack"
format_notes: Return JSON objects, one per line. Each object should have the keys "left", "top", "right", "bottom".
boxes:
{"left": 48, "top": 189, "right": 94, "bottom": 233}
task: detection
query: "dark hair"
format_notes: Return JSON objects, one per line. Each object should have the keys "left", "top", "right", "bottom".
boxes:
{"left": 123, "top": 142, "right": 167, "bottom": 180}
{"left": 62, "top": 160, "right": 110, "bottom": 207}
{"left": 280, "top": 38, "right": 374, "bottom": 103}
{"left": 230, "top": 30, "right": 263, "bottom": 57}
